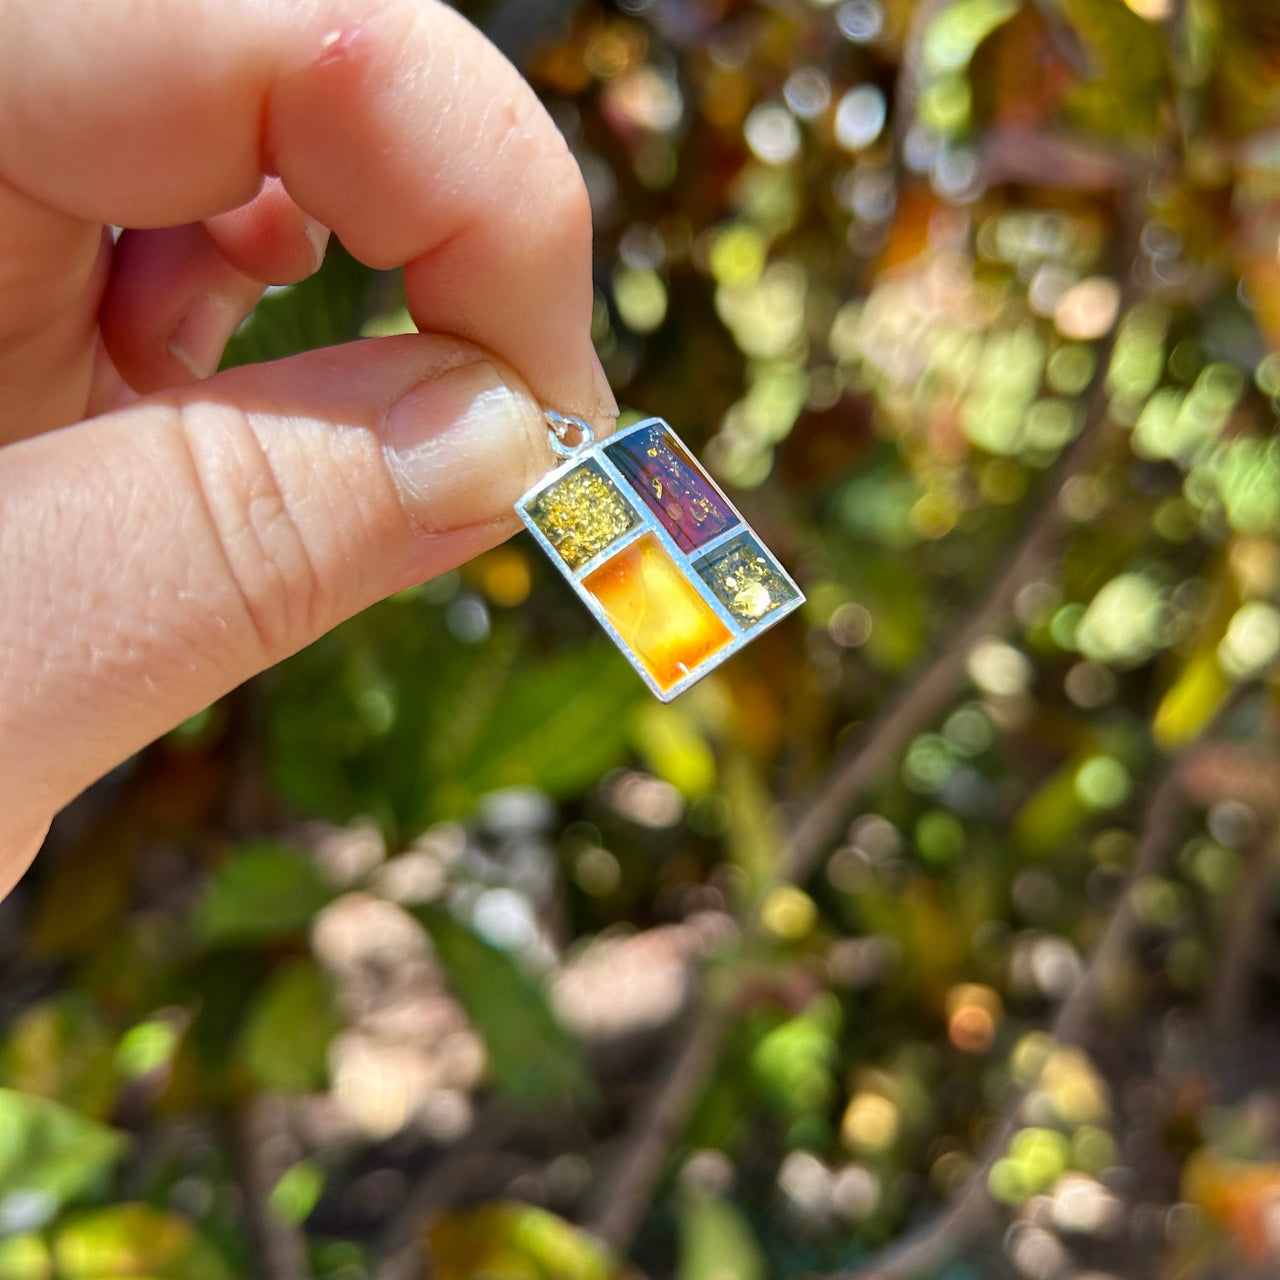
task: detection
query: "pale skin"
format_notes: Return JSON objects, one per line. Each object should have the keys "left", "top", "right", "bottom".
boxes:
{"left": 0, "top": 0, "right": 618, "bottom": 895}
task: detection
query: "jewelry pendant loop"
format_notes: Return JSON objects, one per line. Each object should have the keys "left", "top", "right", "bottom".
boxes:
{"left": 544, "top": 409, "right": 595, "bottom": 459}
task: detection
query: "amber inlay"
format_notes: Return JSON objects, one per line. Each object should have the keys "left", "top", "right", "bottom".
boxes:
{"left": 606, "top": 424, "right": 737, "bottom": 551}
{"left": 525, "top": 461, "right": 638, "bottom": 569}
{"left": 584, "top": 534, "right": 732, "bottom": 690}
{"left": 695, "top": 532, "right": 798, "bottom": 624}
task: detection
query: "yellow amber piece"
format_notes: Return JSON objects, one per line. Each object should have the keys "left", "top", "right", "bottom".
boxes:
{"left": 584, "top": 534, "right": 732, "bottom": 690}
{"left": 526, "top": 463, "right": 638, "bottom": 569}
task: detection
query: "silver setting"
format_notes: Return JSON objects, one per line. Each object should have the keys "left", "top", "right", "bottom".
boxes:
{"left": 686, "top": 521, "right": 756, "bottom": 563}
{"left": 544, "top": 409, "right": 596, "bottom": 459}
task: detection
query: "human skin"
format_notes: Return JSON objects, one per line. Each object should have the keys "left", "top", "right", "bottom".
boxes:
{"left": 0, "top": 0, "right": 617, "bottom": 896}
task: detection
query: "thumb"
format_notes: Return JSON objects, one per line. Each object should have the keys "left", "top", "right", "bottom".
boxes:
{"left": 0, "top": 334, "right": 579, "bottom": 881}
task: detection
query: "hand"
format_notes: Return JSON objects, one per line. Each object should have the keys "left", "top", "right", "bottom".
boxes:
{"left": 0, "top": 0, "right": 616, "bottom": 893}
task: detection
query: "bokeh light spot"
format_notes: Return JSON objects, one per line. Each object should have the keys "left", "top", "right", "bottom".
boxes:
{"left": 1053, "top": 278, "right": 1121, "bottom": 340}
{"left": 762, "top": 886, "right": 818, "bottom": 940}
{"left": 834, "top": 85, "right": 887, "bottom": 151}
{"left": 613, "top": 266, "right": 668, "bottom": 333}
{"left": 1075, "top": 755, "right": 1131, "bottom": 810}
{"left": 946, "top": 983, "right": 1001, "bottom": 1052}
{"left": 842, "top": 1092, "right": 899, "bottom": 1154}
{"left": 744, "top": 102, "right": 802, "bottom": 165}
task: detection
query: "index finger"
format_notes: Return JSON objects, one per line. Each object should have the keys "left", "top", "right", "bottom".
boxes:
{"left": 0, "top": 0, "right": 612, "bottom": 422}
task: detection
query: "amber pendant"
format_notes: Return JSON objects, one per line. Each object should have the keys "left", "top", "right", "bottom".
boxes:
{"left": 516, "top": 412, "right": 804, "bottom": 701}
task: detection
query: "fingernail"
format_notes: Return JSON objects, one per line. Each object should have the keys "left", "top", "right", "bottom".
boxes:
{"left": 383, "top": 361, "right": 545, "bottom": 532}
{"left": 168, "top": 294, "right": 254, "bottom": 380}
{"left": 303, "top": 217, "right": 330, "bottom": 274}
{"left": 589, "top": 346, "right": 619, "bottom": 424}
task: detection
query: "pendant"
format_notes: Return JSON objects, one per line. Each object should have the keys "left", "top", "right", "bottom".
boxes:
{"left": 516, "top": 410, "right": 805, "bottom": 702}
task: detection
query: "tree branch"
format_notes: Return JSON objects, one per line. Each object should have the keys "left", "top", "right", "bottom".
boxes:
{"left": 890, "top": 0, "right": 950, "bottom": 172}
{"left": 586, "top": 997, "right": 736, "bottom": 1252}
{"left": 978, "top": 130, "right": 1142, "bottom": 193}
{"left": 780, "top": 312, "right": 1121, "bottom": 888}
{"left": 228, "top": 1096, "right": 312, "bottom": 1280}
{"left": 1209, "top": 817, "right": 1280, "bottom": 1040}
{"left": 372, "top": 1105, "right": 527, "bottom": 1280}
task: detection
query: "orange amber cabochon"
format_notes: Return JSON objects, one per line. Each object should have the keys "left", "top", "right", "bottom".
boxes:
{"left": 583, "top": 534, "right": 731, "bottom": 689}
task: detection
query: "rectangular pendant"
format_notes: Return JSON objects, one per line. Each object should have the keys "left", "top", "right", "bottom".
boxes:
{"left": 516, "top": 417, "right": 805, "bottom": 701}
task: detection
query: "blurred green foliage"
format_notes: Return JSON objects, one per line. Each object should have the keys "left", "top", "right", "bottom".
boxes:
{"left": 8, "top": 0, "right": 1280, "bottom": 1278}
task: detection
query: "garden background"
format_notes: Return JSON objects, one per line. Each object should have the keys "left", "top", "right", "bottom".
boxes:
{"left": 8, "top": 0, "right": 1280, "bottom": 1277}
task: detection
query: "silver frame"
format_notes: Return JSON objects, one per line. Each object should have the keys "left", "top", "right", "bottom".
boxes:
{"left": 516, "top": 417, "right": 806, "bottom": 702}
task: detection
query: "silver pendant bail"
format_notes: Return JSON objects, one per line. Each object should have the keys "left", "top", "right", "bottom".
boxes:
{"left": 544, "top": 408, "right": 596, "bottom": 459}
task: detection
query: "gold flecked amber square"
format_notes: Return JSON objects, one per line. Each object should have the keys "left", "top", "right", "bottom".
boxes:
{"left": 525, "top": 461, "right": 639, "bottom": 570}
{"left": 694, "top": 532, "right": 798, "bottom": 624}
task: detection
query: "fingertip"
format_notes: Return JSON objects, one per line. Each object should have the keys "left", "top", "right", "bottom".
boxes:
{"left": 167, "top": 291, "right": 258, "bottom": 381}
{"left": 589, "top": 346, "right": 619, "bottom": 426}
{"left": 205, "top": 176, "right": 329, "bottom": 284}
{"left": 100, "top": 223, "right": 262, "bottom": 393}
{"left": 302, "top": 217, "right": 331, "bottom": 274}
{"left": 381, "top": 356, "right": 549, "bottom": 534}
{"left": 0, "top": 819, "right": 48, "bottom": 904}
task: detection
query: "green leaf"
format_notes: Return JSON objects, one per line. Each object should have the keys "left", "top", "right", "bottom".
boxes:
{"left": 29, "top": 823, "right": 137, "bottom": 958}
{"left": 751, "top": 1002, "right": 841, "bottom": 1120}
{"left": 0, "top": 996, "right": 117, "bottom": 1121}
{"left": 268, "top": 1161, "right": 325, "bottom": 1226}
{"left": 446, "top": 642, "right": 641, "bottom": 807}
{"left": 721, "top": 749, "right": 781, "bottom": 899}
{"left": 265, "top": 599, "right": 521, "bottom": 837}
{"left": 0, "top": 1090, "right": 126, "bottom": 1230}
{"left": 677, "top": 1193, "right": 766, "bottom": 1280}
{"left": 221, "top": 242, "right": 374, "bottom": 368}
{"left": 428, "top": 1202, "right": 615, "bottom": 1280}
{"left": 197, "top": 843, "right": 334, "bottom": 946}
{"left": 1154, "top": 647, "right": 1234, "bottom": 749}
{"left": 1012, "top": 751, "right": 1098, "bottom": 856}
{"left": 416, "top": 909, "right": 588, "bottom": 1106}
{"left": 631, "top": 702, "right": 717, "bottom": 799}
{"left": 0, "top": 1233, "right": 51, "bottom": 1279}
{"left": 421, "top": 623, "right": 526, "bottom": 806}
{"left": 1058, "top": 0, "right": 1169, "bottom": 141}
{"left": 177, "top": 950, "right": 269, "bottom": 1074}
{"left": 267, "top": 590, "right": 639, "bottom": 836}
{"left": 923, "top": 0, "right": 1021, "bottom": 77}
{"left": 235, "top": 958, "right": 340, "bottom": 1094}
{"left": 53, "top": 1205, "right": 234, "bottom": 1280}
